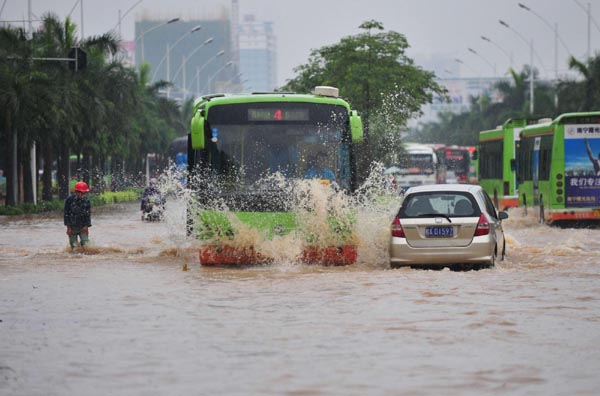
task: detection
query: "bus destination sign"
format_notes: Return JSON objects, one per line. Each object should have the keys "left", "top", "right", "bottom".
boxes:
{"left": 248, "top": 108, "right": 309, "bottom": 122}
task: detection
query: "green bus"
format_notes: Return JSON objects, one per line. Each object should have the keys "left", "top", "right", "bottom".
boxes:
{"left": 187, "top": 86, "right": 364, "bottom": 265}
{"left": 516, "top": 112, "right": 600, "bottom": 224}
{"left": 478, "top": 118, "right": 536, "bottom": 210}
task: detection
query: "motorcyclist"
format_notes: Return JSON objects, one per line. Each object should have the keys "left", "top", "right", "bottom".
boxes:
{"left": 141, "top": 178, "right": 165, "bottom": 219}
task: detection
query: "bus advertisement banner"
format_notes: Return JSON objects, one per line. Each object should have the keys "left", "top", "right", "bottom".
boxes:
{"left": 564, "top": 124, "right": 600, "bottom": 207}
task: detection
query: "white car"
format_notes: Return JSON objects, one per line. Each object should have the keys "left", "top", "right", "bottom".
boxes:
{"left": 389, "top": 184, "right": 508, "bottom": 270}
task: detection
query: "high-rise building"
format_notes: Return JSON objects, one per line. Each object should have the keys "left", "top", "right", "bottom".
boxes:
{"left": 238, "top": 14, "right": 277, "bottom": 92}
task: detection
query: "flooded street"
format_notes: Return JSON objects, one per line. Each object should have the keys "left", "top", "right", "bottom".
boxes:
{"left": 1, "top": 202, "right": 600, "bottom": 396}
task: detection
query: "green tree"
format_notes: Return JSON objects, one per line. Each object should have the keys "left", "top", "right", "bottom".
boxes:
{"left": 564, "top": 55, "right": 600, "bottom": 112}
{"left": 0, "top": 26, "right": 48, "bottom": 205}
{"left": 280, "top": 20, "right": 445, "bottom": 174}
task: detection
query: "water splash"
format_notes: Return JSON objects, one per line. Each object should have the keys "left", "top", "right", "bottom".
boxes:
{"left": 157, "top": 162, "right": 401, "bottom": 267}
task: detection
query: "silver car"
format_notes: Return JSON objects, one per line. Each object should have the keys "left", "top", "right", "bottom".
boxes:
{"left": 389, "top": 184, "right": 508, "bottom": 270}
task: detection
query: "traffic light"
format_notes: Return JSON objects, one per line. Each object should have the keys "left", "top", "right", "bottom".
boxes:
{"left": 68, "top": 47, "right": 87, "bottom": 71}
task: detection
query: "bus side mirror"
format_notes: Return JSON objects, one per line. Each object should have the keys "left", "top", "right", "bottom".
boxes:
{"left": 190, "top": 111, "right": 205, "bottom": 149}
{"left": 350, "top": 110, "right": 364, "bottom": 143}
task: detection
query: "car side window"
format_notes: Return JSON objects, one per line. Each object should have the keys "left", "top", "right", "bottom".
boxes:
{"left": 481, "top": 191, "right": 498, "bottom": 219}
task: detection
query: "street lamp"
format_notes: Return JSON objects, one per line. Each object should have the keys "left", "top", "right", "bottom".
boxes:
{"left": 574, "top": 0, "right": 600, "bottom": 60}
{"left": 171, "top": 37, "right": 214, "bottom": 95}
{"left": 201, "top": 61, "right": 234, "bottom": 94}
{"left": 499, "top": 19, "right": 547, "bottom": 73}
{"left": 115, "top": 0, "right": 143, "bottom": 39}
{"left": 454, "top": 58, "right": 479, "bottom": 77}
{"left": 518, "top": 2, "right": 571, "bottom": 79}
{"left": 468, "top": 47, "right": 496, "bottom": 76}
{"left": 481, "top": 35, "right": 513, "bottom": 69}
{"left": 187, "top": 50, "right": 225, "bottom": 96}
{"left": 151, "top": 24, "right": 203, "bottom": 90}
{"left": 135, "top": 17, "right": 180, "bottom": 63}
{"left": 499, "top": 19, "right": 539, "bottom": 113}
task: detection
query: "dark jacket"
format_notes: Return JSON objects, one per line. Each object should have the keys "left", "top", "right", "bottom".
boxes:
{"left": 64, "top": 194, "right": 92, "bottom": 228}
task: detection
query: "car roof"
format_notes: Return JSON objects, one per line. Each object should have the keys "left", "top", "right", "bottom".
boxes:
{"left": 404, "top": 184, "right": 482, "bottom": 195}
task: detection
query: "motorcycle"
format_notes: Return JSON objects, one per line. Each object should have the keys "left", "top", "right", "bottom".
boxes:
{"left": 141, "top": 194, "right": 165, "bottom": 221}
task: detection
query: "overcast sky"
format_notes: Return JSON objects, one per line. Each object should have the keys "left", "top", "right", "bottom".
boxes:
{"left": 2, "top": 0, "right": 598, "bottom": 86}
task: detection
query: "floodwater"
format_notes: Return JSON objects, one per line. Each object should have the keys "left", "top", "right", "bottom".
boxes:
{"left": 1, "top": 200, "right": 600, "bottom": 396}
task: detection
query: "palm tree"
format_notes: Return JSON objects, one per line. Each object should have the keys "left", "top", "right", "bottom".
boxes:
{"left": 568, "top": 56, "right": 596, "bottom": 111}
{"left": 0, "top": 26, "right": 48, "bottom": 206}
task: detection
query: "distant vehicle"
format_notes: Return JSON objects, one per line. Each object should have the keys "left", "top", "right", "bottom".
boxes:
{"left": 385, "top": 143, "right": 439, "bottom": 191}
{"left": 478, "top": 118, "right": 537, "bottom": 210}
{"left": 389, "top": 184, "right": 508, "bottom": 270}
{"left": 516, "top": 112, "right": 600, "bottom": 224}
{"left": 169, "top": 136, "right": 188, "bottom": 171}
{"left": 435, "top": 145, "right": 478, "bottom": 184}
{"left": 141, "top": 195, "right": 165, "bottom": 222}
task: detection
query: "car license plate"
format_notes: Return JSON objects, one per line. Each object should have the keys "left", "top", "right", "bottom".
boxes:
{"left": 425, "top": 226, "right": 453, "bottom": 237}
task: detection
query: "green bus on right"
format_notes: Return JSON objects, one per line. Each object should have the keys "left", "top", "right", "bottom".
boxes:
{"left": 479, "top": 112, "right": 600, "bottom": 225}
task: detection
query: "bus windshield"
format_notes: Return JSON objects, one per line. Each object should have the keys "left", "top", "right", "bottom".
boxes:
{"left": 396, "top": 154, "right": 435, "bottom": 175}
{"left": 204, "top": 102, "right": 351, "bottom": 190}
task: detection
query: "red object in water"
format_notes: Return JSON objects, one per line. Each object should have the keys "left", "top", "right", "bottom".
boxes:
{"left": 300, "top": 245, "right": 357, "bottom": 266}
{"left": 199, "top": 245, "right": 271, "bottom": 265}
{"left": 199, "top": 245, "right": 357, "bottom": 266}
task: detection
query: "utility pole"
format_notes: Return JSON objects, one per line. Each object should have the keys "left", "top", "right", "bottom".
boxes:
{"left": 80, "top": 0, "right": 84, "bottom": 41}
{"left": 588, "top": 2, "right": 591, "bottom": 60}
{"left": 529, "top": 39, "right": 534, "bottom": 114}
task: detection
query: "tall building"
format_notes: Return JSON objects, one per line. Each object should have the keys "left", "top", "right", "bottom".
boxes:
{"left": 238, "top": 14, "right": 277, "bottom": 92}
{"left": 411, "top": 77, "right": 507, "bottom": 127}
{"left": 135, "top": 15, "right": 237, "bottom": 101}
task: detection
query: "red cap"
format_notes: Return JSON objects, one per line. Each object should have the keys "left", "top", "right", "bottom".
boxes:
{"left": 74, "top": 181, "right": 90, "bottom": 193}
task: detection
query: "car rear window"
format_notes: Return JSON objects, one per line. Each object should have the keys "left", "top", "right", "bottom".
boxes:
{"left": 399, "top": 191, "right": 481, "bottom": 218}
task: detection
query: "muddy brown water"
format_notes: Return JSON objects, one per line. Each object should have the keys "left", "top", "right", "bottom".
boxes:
{"left": 1, "top": 202, "right": 599, "bottom": 396}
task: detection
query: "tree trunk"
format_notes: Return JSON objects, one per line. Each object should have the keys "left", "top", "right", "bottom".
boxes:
{"left": 82, "top": 150, "right": 91, "bottom": 186}
{"left": 24, "top": 146, "right": 34, "bottom": 203}
{"left": 5, "top": 113, "right": 17, "bottom": 206}
{"left": 91, "top": 154, "right": 105, "bottom": 192}
{"left": 42, "top": 142, "right": 53, "bottom": 201}
{"left": 58, "top": 144, "right": 70, "bottom": 200}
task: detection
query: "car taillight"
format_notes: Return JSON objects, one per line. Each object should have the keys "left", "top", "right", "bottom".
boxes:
{"left": 391, "top": 216, "right": 405, "bottom": 238}
{"left": 474, "top": 213, "right": 490, "bottom": 236}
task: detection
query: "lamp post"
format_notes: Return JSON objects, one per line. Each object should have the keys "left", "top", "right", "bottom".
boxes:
{"left": 481, "top": 35, "right": 513, "bottom": 70}
{"left": 499, "top": 19, "right": 537, "bottom": 113}
{"left": 573, "top": 1, "right": 600, "bottom": 60}
{"left": 518, "top": 3, "right": 571, "bottom": 79}
{"left": 201, "top": 61, "right": 234, "bottom": 94}
{"left": 186, "top": 50, "right": 225, "bottom": 96}
{"left": 171, "top": 37, "right": 213, "bottom": 96}
{"left": 454, "top": 58, "right": 479, "bottom": 77}
{"left": 468, "top": 47, "right": 496, "bottom": 76}
{"left": 115, "top": 0, "right": 143, "bottom": 39}
{"left": 151, "top": 24, "right": 203, "bottom": 92}
{"left": 135, "top": 17, "right": 180, "bottom": 64}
